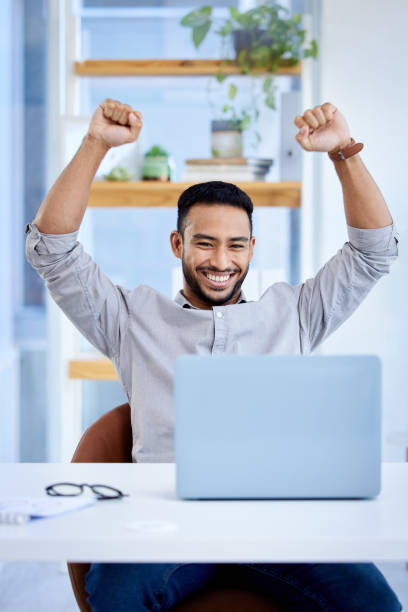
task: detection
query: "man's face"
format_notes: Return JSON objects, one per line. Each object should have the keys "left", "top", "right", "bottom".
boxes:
{"left": 170, "top": 204, "right": 255, "bottom": 309}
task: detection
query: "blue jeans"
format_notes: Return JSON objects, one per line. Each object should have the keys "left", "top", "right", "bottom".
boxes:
{"left": 85, "top": 561, "right": 402, "bottom": 611}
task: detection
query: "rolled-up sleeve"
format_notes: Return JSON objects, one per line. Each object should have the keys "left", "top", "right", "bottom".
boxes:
{"left": 298, "top": 223, "right": 399, "bottom": 353}
{"left": 25, "top": 222, "right": 130, "bottom": 360}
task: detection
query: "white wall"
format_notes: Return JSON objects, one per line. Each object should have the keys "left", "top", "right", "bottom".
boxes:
{"left": 313, "top": 0, "right": 408, "bottom": 459}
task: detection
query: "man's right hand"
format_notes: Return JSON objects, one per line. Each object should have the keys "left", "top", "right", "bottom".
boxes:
{"left": 86, "top": 98, "right": 143, "bottom": 149}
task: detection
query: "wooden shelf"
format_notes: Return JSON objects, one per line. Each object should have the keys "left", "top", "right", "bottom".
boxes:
{"left": 89, "top": 181, "right": 301, "bottom": 208}
{"left": 74, "top": 59, "right": 301, "bottom": 77}
{"left": 69, "top": 358, "right": 117, "bottom": 381}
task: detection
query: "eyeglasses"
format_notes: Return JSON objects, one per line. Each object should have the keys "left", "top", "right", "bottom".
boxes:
{"left": 45, "top": 482, "right": 129, "bottom": 501}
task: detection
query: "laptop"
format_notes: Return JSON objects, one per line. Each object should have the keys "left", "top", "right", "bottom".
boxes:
{"left": 174, "top": 354, "right": 381, "bottom": 499}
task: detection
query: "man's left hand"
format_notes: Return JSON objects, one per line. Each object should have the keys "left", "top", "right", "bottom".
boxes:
{"left": 294, "top": 103, "right": 351, "bottom": 153}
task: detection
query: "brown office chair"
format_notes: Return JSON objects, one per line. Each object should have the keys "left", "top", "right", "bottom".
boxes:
{"left": 67, "top": 402, "right": 286, "bottom": 612}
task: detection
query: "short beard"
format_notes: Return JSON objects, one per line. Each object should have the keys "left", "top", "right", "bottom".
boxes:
{"left": 182, "top": 257, "right": 249, "bottom": 307}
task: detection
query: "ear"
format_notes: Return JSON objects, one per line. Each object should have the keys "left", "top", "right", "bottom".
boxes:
{"left": 170, "top": 230, "right": 183, "bottom": 259}
{"left": 248, "top": 236, "right": 256, "bottom": 262}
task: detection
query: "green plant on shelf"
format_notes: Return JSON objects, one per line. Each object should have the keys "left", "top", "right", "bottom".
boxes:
{"left": 181, "top": 2, "right": 318, "bottom": 144}
{"left": 103, "top": 165, "right": 132, "bottom": 181}
{"left": 142, "top": 145, "right": 171, "bottom": 181}
{"left": 144, "top": 145, "right": 169, "bottom": 157}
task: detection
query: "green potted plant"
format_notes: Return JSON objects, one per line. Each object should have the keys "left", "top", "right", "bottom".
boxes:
{"left": 103, "top": 165, "right": 132, "bottom": 181}
{"left": 141, "top": 145, "right": 171, "bottom": 181}
{"left": 211, "top": 117, "right": 243, "bottom": 158}
{"left": 208, "top": 85, "right": 252, "bottom": 156}
{"left": 181, "top": 2, "right": 318, "bottom": 147}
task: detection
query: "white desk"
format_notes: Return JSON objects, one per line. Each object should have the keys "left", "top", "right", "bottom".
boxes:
{"left": 0, "top": 463, "right": 407, "bottom": 563}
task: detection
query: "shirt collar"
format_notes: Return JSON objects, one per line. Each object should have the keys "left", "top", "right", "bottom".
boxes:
{"left": 174, "top": 290, "right": 247, "bottom": 309}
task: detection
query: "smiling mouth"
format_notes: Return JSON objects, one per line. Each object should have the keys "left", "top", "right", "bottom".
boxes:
{"left": 200, "top": 271, "right": 236, "bottom": 289}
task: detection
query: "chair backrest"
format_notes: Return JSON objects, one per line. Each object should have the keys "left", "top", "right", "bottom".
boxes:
{"left": 72, "top": 402, "right": 132, "bottom": 463}
{"left": 68, "top": 402, "right": 132, "bottom": 612}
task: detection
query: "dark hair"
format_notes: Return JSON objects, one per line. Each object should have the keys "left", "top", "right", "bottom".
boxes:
{"left": 177, "top": 181, "right": 253, "bottom": 237}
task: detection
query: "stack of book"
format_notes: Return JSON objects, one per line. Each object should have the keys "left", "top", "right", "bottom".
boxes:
{"left": 182, "top": 157, "right": 273, "bottom": 182}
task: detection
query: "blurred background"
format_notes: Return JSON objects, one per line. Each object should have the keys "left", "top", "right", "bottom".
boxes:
{"left": 0, "top": 0, "right": 407, "bottom": 608}
{"left": 2, "top": 0, "right": 406, "bottom": 465}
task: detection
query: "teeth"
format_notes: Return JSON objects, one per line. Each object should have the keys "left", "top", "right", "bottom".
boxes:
{"left": 205, "top": 273, "right": 230, "bottom": 282}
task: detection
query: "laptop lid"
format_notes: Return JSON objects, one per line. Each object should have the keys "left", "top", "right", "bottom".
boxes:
{"left": 174, "top": 355, "right": 381, "bottom": 499}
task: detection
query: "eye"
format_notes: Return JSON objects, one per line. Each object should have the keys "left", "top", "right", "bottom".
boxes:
{"left": 230, "top": 244, "right": 244, "bottom": 249}
{"left": 197, "top": 242, "right": 212, "bottom": 247}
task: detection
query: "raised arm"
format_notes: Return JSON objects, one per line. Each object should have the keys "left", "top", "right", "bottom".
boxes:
{"left": 294, "top": 102, "right": 393, "bottom": 229}
{"left": 34, "top": 99, "right": 143, "bottom": 234}
{"left": 26, "top": 100, "right": 143, "bottom": 360}
{"left": 292, "top": 102, "right": 398, "bottom": 353}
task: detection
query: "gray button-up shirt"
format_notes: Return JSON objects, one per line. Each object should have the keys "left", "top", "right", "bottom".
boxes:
{"left": 25, "top": 221, "right": 399, "bottom": 462}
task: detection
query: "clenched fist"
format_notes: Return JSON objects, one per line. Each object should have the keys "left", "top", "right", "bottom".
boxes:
{"left": 294, "top": 103, "right": 351, "bottom": 154}
{"left": 87, "top": 98, "right": 143, "bottom": 149}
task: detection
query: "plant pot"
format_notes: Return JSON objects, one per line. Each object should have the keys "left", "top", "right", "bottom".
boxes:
{"left": 232, "top": 28, "right": 274, "bottom": 58}
{"left": 141, "top": 155, "right": 170, "bottom": 181}
{"left": 211, "top": 119, "right": 242, "bottom": 158}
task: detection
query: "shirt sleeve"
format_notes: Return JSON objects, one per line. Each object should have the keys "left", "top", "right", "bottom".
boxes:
{"left": 298, "top": 223, "right": 399, "bottom": 353}
{"left": 25, "top": 222, "right": 131, "bottom": 360}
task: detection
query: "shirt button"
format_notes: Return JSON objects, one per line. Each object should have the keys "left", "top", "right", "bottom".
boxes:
{"left": 216, "top": 311, "right": 223, "bottom": 319}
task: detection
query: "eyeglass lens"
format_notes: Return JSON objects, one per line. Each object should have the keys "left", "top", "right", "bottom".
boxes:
{"left": 90, "top": 485, "right": 122, "bottom": 499}
{"left": 47, "top": 483, "right": 83, "bottom": 496}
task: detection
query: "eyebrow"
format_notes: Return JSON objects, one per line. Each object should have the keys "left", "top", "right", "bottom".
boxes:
{"left": 192, "top": 233, "right": 249, "bottom": 242}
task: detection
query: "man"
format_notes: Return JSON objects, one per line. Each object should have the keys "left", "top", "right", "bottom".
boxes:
{"left": 26, "top": 99, "right": 401, "bottom": 611}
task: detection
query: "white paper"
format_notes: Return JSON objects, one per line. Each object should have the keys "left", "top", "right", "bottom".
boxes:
{"left": 0, "top": 497, "right": 96, "bottom": 519}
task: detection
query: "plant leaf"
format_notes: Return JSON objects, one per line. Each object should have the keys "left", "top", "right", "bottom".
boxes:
{"left": 265, "top": 93, "right": 276, "bottom": 109}
{"left": 263, "top": 75, "right": 273, "bottom": 92}
{"left": 237, "top": 48, "right": 248, "bottom": 66}
{"left": 250, "top": 45, "right": 270, "bottom": 64}
{"left": 305, "top": 39, "right": 318, "bottom": 58}
{"left": 240, "top": 114, "right": 251, "bottom": 131}
{"left": 228, "top": 83, "right": 237, "bottom": 100}
{"left": 229, "top": 6, "right": 240, "bottom": 22}
{"left": 146, "top": 145, "right": 168, "bottom": 156}
{"left": 192, "top": 22, "right": 211, "bottom": 48}
{"left": 215, "top": 72, "right": 227, "bottom": 83}
{"left": 180, "top": 6, "right": 212, "bottom": 27}
{"left": 216, "top": 22, "right": 234, "bottom": 37}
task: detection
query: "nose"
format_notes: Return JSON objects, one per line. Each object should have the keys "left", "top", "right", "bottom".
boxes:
{"left": 209, "top": 247, "right": 230, "bottom": 272}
